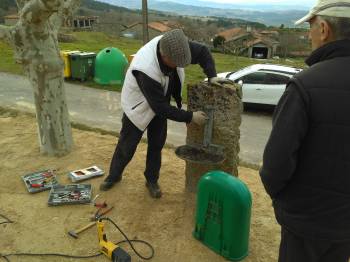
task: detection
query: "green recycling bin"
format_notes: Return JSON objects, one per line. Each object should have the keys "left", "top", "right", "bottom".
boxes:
{"left": 193, "top": 171, "right": 252, "bottom": 261}
{"left": 94, "top": 47, "right": 128, "bottom": 85}
{"left": 70, "top": 52, "right": 96, "bottom": 81}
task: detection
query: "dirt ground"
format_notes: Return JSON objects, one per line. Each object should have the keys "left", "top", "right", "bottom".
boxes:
{"left": 0, "top": 111, "right": 280, "bottom": 262}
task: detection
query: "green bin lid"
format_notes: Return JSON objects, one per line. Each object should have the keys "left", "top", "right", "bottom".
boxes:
{"left": 194, "top": 171, "right": 252, "bottom": 261}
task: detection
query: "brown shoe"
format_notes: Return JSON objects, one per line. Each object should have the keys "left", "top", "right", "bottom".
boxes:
{"left": 145, "top": 181, "right": 162, "bottom": 198}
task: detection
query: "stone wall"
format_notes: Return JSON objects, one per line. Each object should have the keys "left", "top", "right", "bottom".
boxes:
{"left": 185, "top": 82, "right": 242, "bottom": 192}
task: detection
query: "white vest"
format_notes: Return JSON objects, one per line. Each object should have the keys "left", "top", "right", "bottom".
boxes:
{"left": 121, "top": 35, "right": 185, "bottom": 131}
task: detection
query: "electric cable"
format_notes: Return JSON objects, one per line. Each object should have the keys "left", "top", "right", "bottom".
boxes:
{"left": 0, "top": 252, "right": 103, "bottom": 261}
{"left": 0, "top": 216, "right": 155, "bottom": 261}
{"left": 0, "top": 255, "right": 10, "bottom": 262}
{"left": 101, "top": 217, "right": 154, "bottom": 260}
{"left": 0, "top": 222, "right": 12, "bottom": 225}
{"left": 0, "top": 213, "right": 13, "bottom": 225}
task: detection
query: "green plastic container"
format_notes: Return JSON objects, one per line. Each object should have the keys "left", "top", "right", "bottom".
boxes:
{"left": 94, "top": 47, "right": 128, "bottom": 85}
{"left": 193, "top": 171, "right": 252, "bottom": 261}
{"left": 70, "top": 52, "right": 96, "bottom": 81}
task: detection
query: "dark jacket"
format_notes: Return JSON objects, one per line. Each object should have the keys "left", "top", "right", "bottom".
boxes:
{"left": 260, "top": 39, "right": 350, "bottom": 241}
{"left": 133, "top": 41, "right": 216, "bottom": 123}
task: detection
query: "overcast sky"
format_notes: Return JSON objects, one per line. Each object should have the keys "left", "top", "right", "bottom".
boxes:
{"left": 201, "top": 0, "right": 315, "bottom": 7}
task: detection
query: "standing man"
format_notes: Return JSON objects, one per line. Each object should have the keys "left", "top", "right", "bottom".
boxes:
{"left": 260, "top": 0, "right": 350, "bottom": 261}
{"left": 100, "top": 29, "right": 228, "bottom": 198}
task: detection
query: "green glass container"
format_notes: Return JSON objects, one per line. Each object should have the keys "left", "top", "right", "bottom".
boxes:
{"left": 94, "top": 47, "right": 128, "bottom": 85}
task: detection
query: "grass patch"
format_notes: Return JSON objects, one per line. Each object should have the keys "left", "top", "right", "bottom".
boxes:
{"left": 0, "top": 41, "right": 23, "bottom": 74}
{"left": 59, "top": 31, "right": 142, "bottom": 56}
{"left": 0, "top": 31, "right": 307, "bottom": 100}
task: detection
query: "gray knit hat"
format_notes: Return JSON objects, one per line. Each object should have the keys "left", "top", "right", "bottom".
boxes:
{"left": 159, "top": 29, "right": 191, "bottom": 68}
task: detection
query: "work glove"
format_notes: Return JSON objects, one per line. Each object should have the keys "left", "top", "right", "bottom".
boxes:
{"left": 191, "top": 111, "right": 207, "bottom": 125}
{"left": 209, "top": 77, "right": 235, "bottom": 87}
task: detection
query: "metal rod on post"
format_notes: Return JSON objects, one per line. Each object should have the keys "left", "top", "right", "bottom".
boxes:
{"left": 142, "top": 0, "right": 149, "bottom": 44}
{"left": 203, "top": 106, "right": 214, "bottom": 148}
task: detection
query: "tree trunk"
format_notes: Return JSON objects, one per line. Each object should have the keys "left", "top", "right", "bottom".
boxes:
{"left": 0, "top": 0, "right": 80, "bottom": 156}
{"left": 142, "top": 0, "right": 149, "bottom": 44}
{"left": 26, "top": 67, "right": 73, "bottom": 156}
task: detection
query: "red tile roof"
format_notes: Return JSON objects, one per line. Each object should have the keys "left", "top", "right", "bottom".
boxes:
{"left": 217, "top": 28, "right": 246, "bottom": 41}
{"left": 125, "top": 21, "right": 173, "bottom": 33}
{"left": 148, "top": 21, "right": 172, "bottom": 33}
{"left": 4, "top": 14, "right": 19, "bottom": 19}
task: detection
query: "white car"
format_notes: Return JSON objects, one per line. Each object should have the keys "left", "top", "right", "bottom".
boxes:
{"left": 216, "top": 64, "right": 303, "bottom": 105}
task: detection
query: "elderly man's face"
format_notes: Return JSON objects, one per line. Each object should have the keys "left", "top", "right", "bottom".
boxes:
{"left": 161, "top": 55, "right": 177, "bottom": 69}
{"left": 308, "top": 16, "right": 333, "bottom": 51}
{"left": 308, "top": 16, "right": 323, "bottom": 51}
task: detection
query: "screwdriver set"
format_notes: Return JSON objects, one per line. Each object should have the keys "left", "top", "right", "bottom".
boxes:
{"left": 22, "top": 169, "right": 59, "bottom": 193}
{"left": 48, "top": 184, "right": 92, "bottom": 206}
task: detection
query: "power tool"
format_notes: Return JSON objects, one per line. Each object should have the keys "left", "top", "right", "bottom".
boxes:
{"left": 97, "top": 219, "right": 131, "bottom": 262}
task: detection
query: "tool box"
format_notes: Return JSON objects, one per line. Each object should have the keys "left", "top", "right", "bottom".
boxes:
{"left": 22, "top": 169, "right": 59, "bottom": 193}
{"left": 48, "top": 184, "right": 92, "bottom": 206}
{"left": 68, "top": 166, "right": 104, "bottom": 182}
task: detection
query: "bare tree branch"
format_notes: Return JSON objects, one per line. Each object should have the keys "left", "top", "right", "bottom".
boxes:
{"left": 19, "top": 0, "right": 62, "bottom": 25}
{"left": 50, "top": 0, "right": 81, "bottom": 32}
{"left": 15, "top": 0, "right": 28, "bottom": 9}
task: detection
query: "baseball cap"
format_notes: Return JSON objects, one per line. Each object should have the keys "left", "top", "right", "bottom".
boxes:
{"left": 159, "top": 29, "right": 191, "bottom": 68}
{"left": 295, "top": 0, "right": 350, "bottom": 25}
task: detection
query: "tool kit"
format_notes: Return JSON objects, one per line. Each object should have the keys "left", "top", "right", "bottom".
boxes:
{"left": 48, "top": 184, "right": 92, "bottom": 206}
{"left": 68, "top": 165, "right": 104, "bottom": 182}
{"left": 22, "top": 169, "right": 59, "bottom": 193}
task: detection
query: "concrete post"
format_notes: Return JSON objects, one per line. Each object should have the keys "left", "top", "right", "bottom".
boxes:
{"left": 185, "top": 82, "right": 242, "bottom": 192}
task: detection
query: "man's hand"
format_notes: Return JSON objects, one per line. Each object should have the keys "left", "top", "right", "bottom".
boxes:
{"left": 209, "top": 77, "right": 235, "bottom": 87}
{"left": 191, "top": 111, "right": 207, "bottom": 125}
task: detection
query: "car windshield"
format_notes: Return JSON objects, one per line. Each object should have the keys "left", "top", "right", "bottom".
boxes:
{"left": 234, "top": 66, "right": 254, "bottom": 75}
{"left": 226, "top": 71, "right": 236, "bottom": 78}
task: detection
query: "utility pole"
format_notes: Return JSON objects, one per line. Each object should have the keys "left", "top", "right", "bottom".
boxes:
{"left": 142, "top": 0, "right": 149, "bottom": 44}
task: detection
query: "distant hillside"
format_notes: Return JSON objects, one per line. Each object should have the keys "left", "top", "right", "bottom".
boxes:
{"left": 81, "top": 0, "right": 137, "bottom": 13}
{"left": 156, "top": 0, "right": 310, "bottom": 11}
{"left": 149, "top": 1, "right": 307, "bottom": 26}
{"left": 100, "top": 0, "right": 308, "bottom": 26}
{"left": 0, "top": 0, "right": 308, "bottom": 26}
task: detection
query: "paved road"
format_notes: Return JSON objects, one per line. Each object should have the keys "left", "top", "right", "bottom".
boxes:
{"left": 0, "top": 72, "right": 272, "bottom": 167}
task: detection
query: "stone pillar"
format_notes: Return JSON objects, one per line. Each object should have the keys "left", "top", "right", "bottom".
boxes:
{"left": 185, "top": 82, "right": 242, "bottom": 192}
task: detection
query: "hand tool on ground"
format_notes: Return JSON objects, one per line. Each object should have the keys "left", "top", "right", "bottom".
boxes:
{"left": 68, "top": 221, "right": 97, "bottom": 239}
{"left": 94, "top": 201, "right": 107, "bottom": 208}
{"left": 30, "top": 183, "right": 44, "bottom": 188}
{"left": 91, "top": 194, "right": 100, "bottom": 205}
{"left": 68, "top": 206, "right": 115, "bottom": 239}
{"left": 91, "top": 206, "right": 114, "bottom": 221}
{"left": 97, "top": 218, "right": 131, "bottom": 262}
